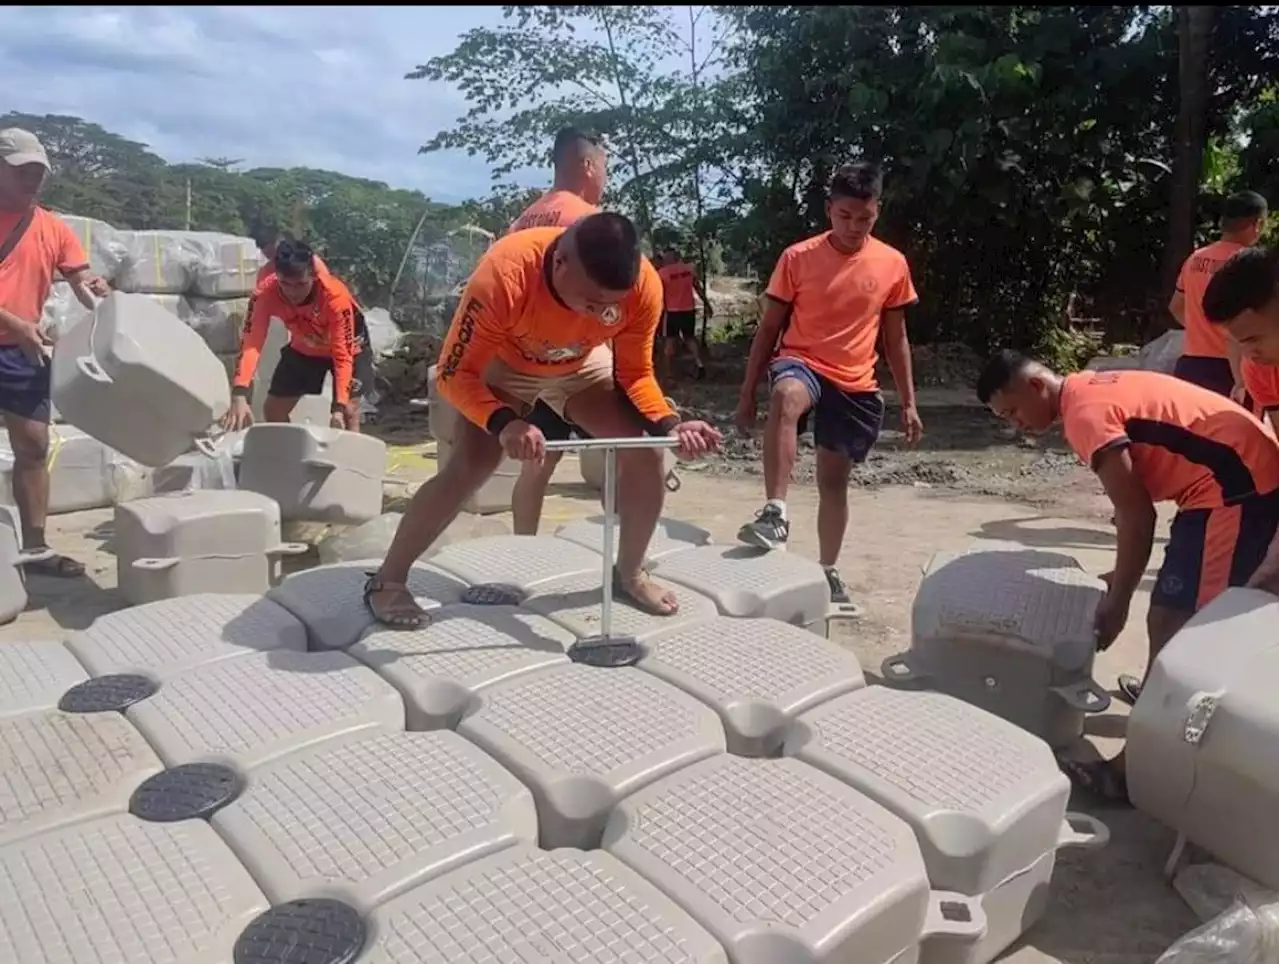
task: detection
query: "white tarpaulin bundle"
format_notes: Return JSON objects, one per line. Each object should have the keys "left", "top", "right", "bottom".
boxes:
{"left": 41, "top": 284, "right": 250, "bottom": 353}
{"left": 113, "top": 230, "right": 262, "bottom": 297}
{"left": 58, "top": 214, "right": 131, "bottom": 282}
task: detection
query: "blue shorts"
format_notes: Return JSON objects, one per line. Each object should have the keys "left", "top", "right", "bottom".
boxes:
{"left": 0, "top": 344, "right": 52, "bottom": 423}
{"left": 769, "top": 357, "right": 883, "bottom": 462}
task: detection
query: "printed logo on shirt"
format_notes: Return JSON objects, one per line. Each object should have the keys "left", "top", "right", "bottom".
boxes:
{"left": 859, "top": 276, "right": 879, "bottom": 294}
{"left": 515, "top": 335, "right": 588, "bottom": 365}
{"left": 440, "top": 297, "right": 483, "bottom": 382}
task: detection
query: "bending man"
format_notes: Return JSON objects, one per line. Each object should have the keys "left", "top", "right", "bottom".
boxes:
{"left": 366, "top": 213, "right": 722, "bottom": 628}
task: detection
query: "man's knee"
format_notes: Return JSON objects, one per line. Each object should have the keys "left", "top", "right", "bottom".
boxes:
{"left": 5, "top": 420, "right": 49, "bottom": 463}
{"left": 768, "top": 380, "right": 811, "bottom": 422}
{"left": 449, "top": 425, "right": 504, "bottom": 483}
{"left": 617, "top": 445, "right": 664, "bottom": 479}
{"left": 263, "top": 395, "right": 295, "bottom": 423}
{"left": 815, "top": 452, "right": 851, "bottom": 498}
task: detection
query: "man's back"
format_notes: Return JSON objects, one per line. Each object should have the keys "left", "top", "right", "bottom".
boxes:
{"left": 1178, "top": 239, "right": 1245, "bottom": 359}
{"left": 507, "top": 190, "right": 597, "bottom": 235}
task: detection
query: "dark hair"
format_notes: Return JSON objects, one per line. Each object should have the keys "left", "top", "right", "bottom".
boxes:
{"left": 976, "top": 349, "right": 1034, "bottom": 404}
{"left": 552, "top": 127, "right": 603, "bottom": 168}
{"left": 1220, "top": 190, "right": 1268, "bottom": 228}
{"left": 573, "top": 212, "right": 641, "bottom": 290}
{"left": 1203, "top": 246, "right": 1278, "bottom": 323}
{"left": 274, "top": 238, "right": 315, "bottom": 279}
{"left": 251, "top": 224, "right": 282, "bottom": 250}
{"left": 829, "top": 163, "right": 884, "bottom": 202}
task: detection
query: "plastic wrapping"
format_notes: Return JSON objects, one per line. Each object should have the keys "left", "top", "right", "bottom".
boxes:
{"left": 42, "top": 288, "right": 244, "bottom": 354}
{"left": 362, "top": 307, "right": 402, "bottom": 358}
{"left": 1157, "top": 863, "right": 1279, "bottom": 964}
{"left": 55, "top": 214, "right": 130, "bottom": 281}
{"left": 0, "top": 426, "right": 151, "bottom": 514}
{"left": 115, "top": 230, "right": 262, "bottom": 296}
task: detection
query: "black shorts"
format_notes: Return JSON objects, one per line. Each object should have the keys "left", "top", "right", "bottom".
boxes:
{"left": 769, "top": 357, "right": 884, "bottom": 461}
{"left": 0, "top": 344, "right": 51, "bottom": 423}
{"left": 1173, "top": 355, "right": 1234, "bottom": 397}
{"left": 663, "top": 310, "right": 697, "bottom": 340}
{"left": 268, "top": 345, "right": 376, "bottom": 401}
{"left": 525, "top": 400, "right": 590, "bottom": 443}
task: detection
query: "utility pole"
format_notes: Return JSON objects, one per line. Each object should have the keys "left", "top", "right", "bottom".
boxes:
{"left": 184, "top": 178, "right": 192, "bottom": 230}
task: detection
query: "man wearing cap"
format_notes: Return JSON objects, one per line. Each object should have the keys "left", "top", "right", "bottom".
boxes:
{"left": 0, "top": 128, "right": 110, "bottom": 579}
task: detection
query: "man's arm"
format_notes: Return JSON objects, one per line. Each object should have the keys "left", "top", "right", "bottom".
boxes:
{"left": 231, "top": 293, "right": 274, "bottom": 396}
{"left": 435, "top": 260, "right": 518, "bottom": 433}
{"left": 1168, "top": 258, "right": 1188, "bottom": 329}
{"left": 327, "top": 293, "right": 357, "bottom": 408}
{"left": 740, "top": 298, "right": 788, "bottom": 400}
{"left": 61, "top": 267, "right": 107, "bottom": 310}
{"left": 694, "top": 272, "right": 713, "bottom": 314}
{"left": 1095, "top": 446, "right": 1157, "bottom": 600}
{"left": 881, "top": 308, "right": 917, "bottom": 410}
{"left": 613, "top": 269, "right": 679, "bottom": 433}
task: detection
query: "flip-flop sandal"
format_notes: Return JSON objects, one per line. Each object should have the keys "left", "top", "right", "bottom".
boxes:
{"left": 363, "top": 572, "right": 429, "bottom": 629}
{"left": 1058, "top": 755, "right": 1131, "bottom": 807}
{"left": 1116, "top": 674, "right": 1143, "bottom": 706}
{"left": 612, "top": 568, "right": 679, "bottom": 617}
{"left": 24, "top": 553, "right": 85, "bottom": 578}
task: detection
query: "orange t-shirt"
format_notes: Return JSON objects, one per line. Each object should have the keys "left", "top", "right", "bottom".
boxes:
{"left": 254, "top": 253, "right": 329, "bottom": 293}
{"left": 436, "top": 227, "right": 674, "bottom": 433}
{"left": 1060, "top": 369, "right": 1278, "bottom": 509}
{"left": 766, "top": 232, "right": 917, "bottom": 392}
{"left": 234, "top": 273, "right": 358, "bottom": 404}
{"left": 0, "top": 207, "right": 90, "bottom": 346}
{"left": 1176, "top": 239, "right": 1246, "bottom": 359}
{"left": 1242, "top": 358, "right": 1278, "bottom": 422}
{"left": 507, "top": 190, "right": 598, "bottom": 234}
{"left": 658, "top": 260, "right": 698, "bottom": 312}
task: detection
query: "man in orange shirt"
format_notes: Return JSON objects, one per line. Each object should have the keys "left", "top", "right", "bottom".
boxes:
{"left": 0, "top": 128, "right": 109, "bottom": 579}
{"left": 978, "top": 353, "right": 1278, "bottom": 801}
{"left": 250, "top": 224, "right": 330, "bottom": 291}
{"left": 734, "top": 163, "right": 924, "bottom": 605}
{"left": 504, "top": 128, "right": 607, "bottom": 535}
{"left": 222, "top": 239, "right": 367, "bottom": 432}
{"left": 364, "top": 213, "right": 722, "bottom": 628}
{"left": 1168, "top": 191, "right": 1267, "bottom": 397}
{"left": 656, "top": 247, "right": 712, "bottom": 381}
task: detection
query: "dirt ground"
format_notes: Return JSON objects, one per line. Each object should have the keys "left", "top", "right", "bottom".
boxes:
{"left": 1, "top": 382, "right": 1201, "bottom": 962}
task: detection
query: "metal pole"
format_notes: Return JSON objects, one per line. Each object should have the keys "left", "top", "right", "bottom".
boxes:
{"left": 601, "top": 447, "right": 616, "bottom": 636}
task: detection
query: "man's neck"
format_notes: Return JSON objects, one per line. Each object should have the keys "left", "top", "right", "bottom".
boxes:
{"left": 1220, "top": 231, "right": 1252, "bottom": 247}
{"left": 827, "top": 233, "right": 868, "bottom": 256}
{"left": 549, "top": 179, "right": 583, "bottom": 199}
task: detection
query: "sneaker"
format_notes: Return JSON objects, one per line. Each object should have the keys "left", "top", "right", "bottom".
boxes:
{"left": 824, "top": 567, "right": 851, "bottom": 604}
{"left": 738, "top": 504, "right": 789, "bottom": 550}
{"left": 1116, "top": 674, "right": 1143, "bottom": 706}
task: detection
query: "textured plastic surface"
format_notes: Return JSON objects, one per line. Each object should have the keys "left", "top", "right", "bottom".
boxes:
{"left": 0, "top": 812, "right": 268, "bottom": 964}
{"left": 604, "top": 755, "right": 933, "bottom": 964}
{"left": 0, "top": 641, "right": 88, "bottom": 717}
{"left": 0, "top": 504, "right": 27, "bottom": 622}
{"left": 126, "top": 649, "right": 405, "bottom": 769}
{"left": 899, "top": 547, "right": 1108, "bottom": 747}
{"left": 50, "top": 291, "right": 232, "bottom": 467}
{"left": 458, "top": 663, "right": 725, "bottom": 849}
{"left": 353, "top": 845, "right": 728, "bottom": 964}
{"left": 1127, "top": 588, "right": 1279, "bottom": 890}
{"left": 0, "top": 709, "right": 164, "bottom": 845}
{"left": 129, "top": 763, "right": 243, "bottom": 823}
{"left": 58, "top": 673, "right": 158, "bottom": 713}
{"left": 67, "top": 593, "right": 307, "bottom": 680}
{"left": 234, "top": 898, "right": 366, "bottom": 964}
{"left": 524, "top": 569, "right": 720, "bottom": 642}
{"left": 114, "top": 490, "right": 290, "bottom": 603}
{"left": 213, "top": 730, "right": 538, "bottom": 910}
{"left": 268, "top": 560, "right": 466, "bottom": 651}
{"left": 239, "top": 424, "right": 386, "bottom": 525}
{"left": 787, "top": 686, "right": 1071, "bottom": 961}
{"left": 555, "top": 514, "right": 711, "bottom": 564}
{"left": 654, "top": 545, "right": 832, "bottom": 627}
{"left": 350, "top": 604, "right": 574, "bottom": 730}
{"left": 639, "top": 617, "right": 865, "bottom": 757}
{"left": 427, "top": 534, "right": 602, "bottom": 592}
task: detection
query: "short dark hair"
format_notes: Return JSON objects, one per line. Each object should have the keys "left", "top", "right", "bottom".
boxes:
{"left": 251, "top": 224, "right": 282, "bottom": 250}
{"left": 976, "top": 349, "right": 1034, "bottom": 404}
{"left": 552, "top": 127, "right": 603, "bottom": 168}
{"left": 1220, "top": 190, "right": 1268, "bottom": 229}
{"left": 274, "top": 238, "right": 315, "bottom": 279}
{"left": 1203, "top": 246, "right": 1278, "bottom": 323}
{"left": 573, "top": 212, "right": 641, "bottom": 290}
{"left": 829, "top": 163, "right": 884, "bottom": 202}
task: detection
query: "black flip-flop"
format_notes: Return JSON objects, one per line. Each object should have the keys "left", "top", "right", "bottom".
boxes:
{"left": 1058, "top": 755, "right": 1131, "bottom": 807}
{"left": 24, "top": 553, "right": 85, "bottom": 578}
{"left": 1116, "top": 674, "right": 1143, "bottom": 706}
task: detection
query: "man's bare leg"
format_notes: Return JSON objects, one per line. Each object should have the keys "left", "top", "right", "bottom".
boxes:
{"left": 739, "top": 378, "right": 810, "bottom": 550}
{"left": 564, "top": 386, "right": 676, "bottom": 614}
{"left": 368, "top": 417, "right": 502, "bottom": 625}
{"left": 511, "top": 453, "right": 563, "bottom": 535}
{"left": 814, "top": 449, "right": 851, "bottom": 568}
{"left": 263, "top": 395, "right": 299, "bottom": 422}
{"left": 5, "top": 413, "right": 83, "bottom": 577}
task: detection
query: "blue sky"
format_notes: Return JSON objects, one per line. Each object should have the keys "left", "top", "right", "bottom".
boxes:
{"left": 0, "top": 6, "right": 555, "bottom": 203}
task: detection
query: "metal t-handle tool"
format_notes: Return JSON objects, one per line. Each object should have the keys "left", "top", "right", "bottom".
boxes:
{"left": 542, "top": 435, "right": 682, "bottom": 667}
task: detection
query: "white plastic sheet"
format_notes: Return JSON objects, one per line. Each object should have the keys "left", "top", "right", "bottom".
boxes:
{"left": 1158, "top": 864, "right": 1280, "bottom": 964}
{"left": 115, "top": 230, "right": 262, "bottom": 296}
{"left": 55, "top": 214, "right": 130, "bottom": 282}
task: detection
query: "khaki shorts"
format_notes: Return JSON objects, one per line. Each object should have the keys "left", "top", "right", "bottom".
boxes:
{"left": 484, "top": 345, "right": 613, "bottom": 418}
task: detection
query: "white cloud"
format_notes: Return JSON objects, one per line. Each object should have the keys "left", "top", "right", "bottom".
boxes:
{"left": 0, "top": 5, "right": 550, "bottom": 202}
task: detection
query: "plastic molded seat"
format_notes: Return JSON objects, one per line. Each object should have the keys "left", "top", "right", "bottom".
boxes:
{"left": 427, "top": 534, "right": 602, "bottom": 591}
{"left": 212, "top": 729, "right": 537, "bottom": 911}
{"left": 66, "top": 593, "right": 307, "bottom": 680}
{"left": 350, "top": 604, "right": 575, "bottom": 730}
{"left": 0, "top": 812, "right": 268, "bottom": 964}
{"left": 459, "top": 663, "right": 725, "bottom": 849}
{"left": 786, "top": 687, "right": 1107, "bottom": 963}
{"left": 554, "top": 514, "right": 712, "bottom": 564}
{"left": 352, "top": 845, "right": 728, "bottom": 964}
{"left": 653, "top": 544, "right": 832, "bottom": 628}
{"left": 267, "top": 559, "right": 466, "bottom": 650}
{"left": 0, "top": 710, "right": 164, "bottom": 846}
{"left": 604, "top": 755, "right": 954, "bottom": 964}
{"left": 0, "top": 641, "right": 88, "bottom": 717}
{"left": 126, "top": 649, "right": 404, "bottom": 769}
{"left": 238, "top": 423, "right": 387, "bottom": 524}
{"left": 523, "top": 570, "right": 719, "bottom": 642}
{"left": 638, "top": 617, "right": 865, "bottom": 756}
